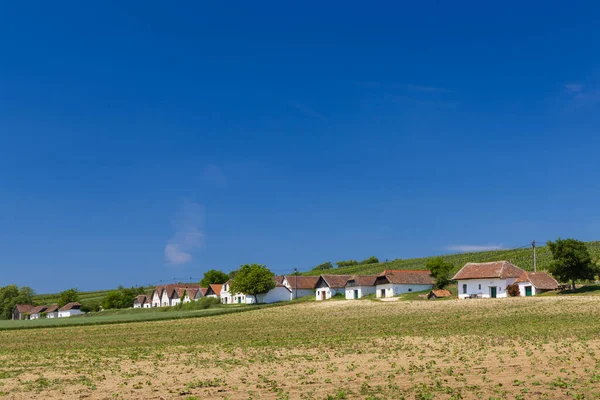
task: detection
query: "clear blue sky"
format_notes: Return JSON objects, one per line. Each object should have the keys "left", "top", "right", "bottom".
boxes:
{"left": 1, "top": 2, "right": 599, "bottom": 293}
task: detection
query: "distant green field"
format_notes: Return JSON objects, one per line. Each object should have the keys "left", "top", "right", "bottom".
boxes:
{"left": 0, "top": 303, "right": 280, "bottom": 331}
{"left": 33, "top": 286, "right": 155, "bottom": 309}
{"left": 304, "top": 241, "right": 600, "bottom": 276}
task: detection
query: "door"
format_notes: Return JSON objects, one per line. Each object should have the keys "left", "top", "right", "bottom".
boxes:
{"left": 490, "top": 287, "right": 497, "bottom": 298}
{"left": 321, "top": 291, "right": 326, "bottom": 300}
{"left": 380, "top": 289, "right": 386, "bottom": 298}
{"left": 354, "top": 290, "right": 359, "bottom": 299}
{"left": 525, "top": 286, "right": 532, "bottom": 296}
{"left": 237, "top": 297, "right": 241, "bottom": 304}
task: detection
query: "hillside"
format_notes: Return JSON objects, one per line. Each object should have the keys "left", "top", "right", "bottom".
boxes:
{"left": 33, "top": 287, "right": 154, "bottom": 309}
{"left": 303, "top": 241, "right": 600, "bottom": 276}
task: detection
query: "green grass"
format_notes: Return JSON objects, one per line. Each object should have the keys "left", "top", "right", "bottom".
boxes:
{"left": 304, "top": 241, "right": 600, "bottom": 276}
{"left": 0, "top": 303, "right": 284, "bottom": 331}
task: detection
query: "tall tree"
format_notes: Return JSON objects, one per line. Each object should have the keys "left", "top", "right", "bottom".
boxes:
{"left": 426, "top": 257, "right": 454, "bottom": 289}
{"left": 547, "top": 238, "right": 598, "bottom": 290}
{"left": 58, "top": 288, "right": 80, "bottom": 307}
{"left": 0, "top": 285, "right": 35, "bottom": 320}
{"left": 200, "top": 270, "right": 229, "bottom": 287}
{"left": 228, "top": 264, "right": 275, "bottom": 304}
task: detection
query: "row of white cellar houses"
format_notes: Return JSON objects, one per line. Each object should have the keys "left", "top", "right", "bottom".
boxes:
{"left": 133, "top": 260, "right": 560, "bottom": 308}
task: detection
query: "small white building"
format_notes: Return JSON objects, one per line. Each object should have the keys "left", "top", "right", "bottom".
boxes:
{"left": 133, "top": 295, "right": 151, "bottom": 308}
{"left": 345, "top": 276, "right": 378, "bottom": 299}
{"left": 44, "top": 304, "right": 59, "bottom": 318}
{"left": 151, "top": 284, "right": 204, "bottom": 307}
{"left": 514, "top": 271, "right": 559, "bottom": 296}
{"left": 375, "top": 270, "right": 435, "bottom": 298}
{"left": 58, "top": 302, "right": 84, "bottom": 318}
{"left": 283, "top": 275, "right": 319, "bottom": 299}
{"left": 453, "top": 261, "right": 525, "bottom": 299}
{"left": 315, "top": 275, "right": 352, "bottom": 301}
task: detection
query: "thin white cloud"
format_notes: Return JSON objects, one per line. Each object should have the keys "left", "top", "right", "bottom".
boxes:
{"left": 289, "top": 101, "right": 328, "bottom": 121}
{"left": 565, "top": 83, "right": 582, "bottom": 93}
{"left": 445, "top": 244, "right": 504, "bottom": 253}
{"left": 164, "top": 201, "right": 205, "bottom": 266}
{"left": 203, "top": 164, "right": 228, "bottom": 188}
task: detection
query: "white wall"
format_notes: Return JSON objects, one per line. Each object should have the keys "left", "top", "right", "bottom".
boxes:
{"left": 375, "top": 283, "right": 434, "bottom": 298}
{"left": 30, "top": 314, "right": 41, "bottom": 320}
{"left": 143, "top": 303, "right": 151, "bottom": 308}
{"left": 47, "top": 312, "right": 57, "bottom": 319}
{"left": 517, "top": 282, "right": 536, "bottom": 296}
{"left": 161, "top": 291, "right": 170, "bottom": 307}
{"left": 58, "top": 309, "right": 84, "bottom": 318}
{"left": 345, "top": 285, "right": 376, "bottom": 299}
{"left": 316, "top": 287, "right": 342, "bottom": 301}
{"left": 152, "top": 292, "right": 161, "bottom": 307}
{"left": 133, "top": 302, "right": 142, "bottom": 308}
{"left": 245, "top": 288, "right": 291, "bottom": 304}
{"left": 457, "top": 278, "right": 515, "bottom": 299}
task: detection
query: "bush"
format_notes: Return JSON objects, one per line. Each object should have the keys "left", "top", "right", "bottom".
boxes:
{"left": 358, "top": 256, "right": 379, "bottom": 265}
{"left": 506, "top": 283, "right": 520, "bottom": 297}
{"left": 314, "top": 262, "right": 333, "bottom": 271}
{"left": 179, "top": 297, "right": 220, "bottom": 311}
{"left": 336, "top": 260, "right": 358, "bottom": 268}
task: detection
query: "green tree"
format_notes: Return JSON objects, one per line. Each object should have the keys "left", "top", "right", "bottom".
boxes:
{"left": 426, "top": 257, "right": 454, "bottom": 289}
{"left": 548, "top": 238, "right": 598, "bottom": 290}
{"left": 102, "top": 286, "right": 146, "bottom": 309}
{"left": 228, "top": 269, "right": 239, "bottom": 280}
{"left": 58, "top": 288, "right": 80, "bottom": 307}
{"left": 358, "top": 256, "right": 379, "bottom": 265}
{"left": 314, "top": 261, "right": 333, "bottom": 271}
{"left": 0, "top": 285, "right": 35, "bottom": 320}
{"left": 200, "top": 269, "right": 229, "bottom": 287}
{"left": 228, "top": 264, "right": 276, "bottom": 304}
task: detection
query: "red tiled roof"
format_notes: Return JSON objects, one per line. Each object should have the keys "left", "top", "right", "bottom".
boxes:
{"left": 320, "top": 275, "right": 353, "bottom": 288}
{"left": 452, "top": 261, "right": 524, "bottom": 280}
{"left": 515, "top": 271, "right": 559, "bottom": 290}
{"left": 429, "top": 289, "right": 452, "bottom": 298}
{"left": 134, "top": 295, "right": 148, "bottom": 304}
{"left": 378, "top": 270, "right": 435, "bottom": 285}
{"left": 186, "top": 287, "right": 199, "bottom": 299}
{"left": 14, "top": 304, "right": 33, "bottom": 313}
{"left": 273, "top": 276, "right": 285, "bottom": 287}
{"left": 208, "top": 284, "right": 223, "bottom": 296}
{"left": 29, "top": 305, "right": 48, "bottom": 314}
{"left": 45, "top": 304, "right": 59, "bottom": 313}
{"left": 346, "top": 276, "right": 378, "bottom": 287}
{"left": 284, "top": 276, "right": 319, "bottom": 290}
{"left": 200, "top": 288, "right": 208, "bottom": 296}
{"left": 59, "top": 302, "right": 82, "bottom": 312}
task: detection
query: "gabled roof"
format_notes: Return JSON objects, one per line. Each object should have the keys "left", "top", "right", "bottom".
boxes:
{"left": 376, "top": 270, "right": 435, "bottom": 285}
{"left": 274, "top": 276, "right": 286, "bottom": 287}
{"left": 429, "top": 289, "right": 452, "bottom": 298}
{"left": 207, "top": 284, "right": 223, "bottom": 296}
{"left": 319, "top": 275, "right": 353, "bottom": 288}
{"left": 134, "top": 295, "right": 149, "bottom": 304}
{"left": 199, "top": 287, "right": 208, "bottom": 296}
{"left": 452, "top": 261, "right": 524, "bottom": 280}
{"left": 186, "top": 287, "right": 200, "bottom": 298}
{"left": 45, "top": 304, "right": 59, "bottom": 313}
{"left": 284, "top": 275, "right": 319, "bottom": 290}
{"left": 59, "top": 302, "right": 82, "bottom": 312}
{"left": 515, "top": 271, "right": 559, "bottom": 290}
{"left": 14, "top": 304, "right": 33, "bottom": 313}
{"left": 345, "top": 276, "right": 378, "bottom": 287}
{"left": 29, "top": 305, "right": 48, "bottom": 315}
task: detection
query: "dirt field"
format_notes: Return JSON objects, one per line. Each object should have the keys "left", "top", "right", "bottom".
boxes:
{"left": 2, "top": 297, "right": 600, "bottom": 399}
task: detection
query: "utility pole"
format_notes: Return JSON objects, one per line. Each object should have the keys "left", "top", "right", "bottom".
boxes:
{"left": 532, "top": 240, "right": 536, "bottom": 272}
{"left": 294, "top": 268, "right": 298, "bottom": 300}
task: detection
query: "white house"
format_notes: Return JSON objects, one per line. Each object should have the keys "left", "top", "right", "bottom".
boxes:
{"left": 151, "top": 284, "right": 204, "bottom": 307}
{"left": 453, "top": 261, "right": 525, "bottom": 299}
{"left": 283, "top": 275, "right": 319, "bottom": 299}
{"left": 315, "top": 275, "right": 352, "bottom": 301}
{"left": 45, "top": 304, "right": 59, "bottom": 318}
{"left": 374, "top": 270, "right": 435, "bottom": 298}
{"left": 221, "top": 282, "right": 248, "bottom": 304}
{"left": 28, "top": 305, "right": 48, "bottom": 320}
{"left": 58, "top": 302, "right": 84, "bottom": 318}
{"left": 133, "top": 295, "right": 151, "bottom": 308}
{"left": 514, "top": 271, "right": 559, "bottom": 296}
{"left": 345, "top": 276, "right": 378, "bottom": 299}
{"left": 244, "top": 276, "right": 292, "bottom": 304}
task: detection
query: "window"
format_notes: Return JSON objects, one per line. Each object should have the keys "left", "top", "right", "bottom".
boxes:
{"left": 478, "top": 284, "right": 481, "bottom": 290}
{"left": 463, "top": 284, "right": 467, "bottom": 294}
